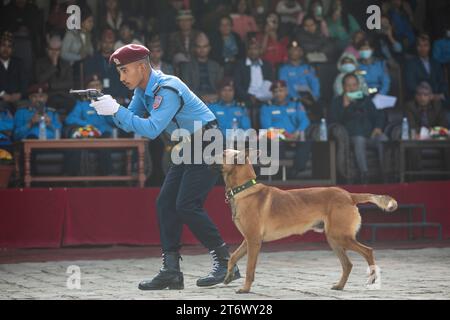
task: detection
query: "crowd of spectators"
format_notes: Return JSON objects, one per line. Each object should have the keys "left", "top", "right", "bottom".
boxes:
{"left": 1, "top": 0, "right": 450, "bottom": 184}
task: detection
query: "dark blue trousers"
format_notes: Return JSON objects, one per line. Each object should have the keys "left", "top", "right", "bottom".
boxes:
{"left": 156, "top": 163, "right": 225, "bottom": 252}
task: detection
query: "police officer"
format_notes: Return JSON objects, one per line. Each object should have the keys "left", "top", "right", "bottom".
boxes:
{"left": 278, "top": 40, "right": 320, "bottom": 101}
{"left": 0, "top": 102, "right": 14, "bottom": 150}
{"left": 66, "top": 75, "right": 114, "bottom": 137}
{"left": 14, "top": 84, "right": 62, "bottom": 141}
{"left": 65, "top": 74, "right": 114, "bottom": 176}
{"left": 260, "top": 80, "right": 311, "bottom": 178}
{"left": 208, "top": 78, "right": 251, "bottom": 137}
{"left": 90, "top": 44, "right": 240, "bottom": 290}
{"left": 357, "top": 39, "right": 391, "bottom": 95}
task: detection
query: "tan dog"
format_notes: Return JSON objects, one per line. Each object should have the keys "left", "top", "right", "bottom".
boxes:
{"left": 219, "top": 149, "right": 398, "bottom": 294}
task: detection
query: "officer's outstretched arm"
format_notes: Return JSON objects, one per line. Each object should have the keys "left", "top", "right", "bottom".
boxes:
{"left": 113, "top": 89, "right": 181, "bottom": 139}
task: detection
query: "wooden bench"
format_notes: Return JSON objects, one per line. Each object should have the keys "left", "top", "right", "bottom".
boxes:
{"left": 358, "top": 203, "right": 443, "bottom": 242}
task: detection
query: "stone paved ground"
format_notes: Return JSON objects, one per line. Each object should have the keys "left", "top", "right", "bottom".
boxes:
{"left": 1, "top": 248, "right": 449, "bottom": 300}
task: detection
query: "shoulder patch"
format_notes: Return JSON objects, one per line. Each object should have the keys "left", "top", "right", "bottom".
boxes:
{"left": 153, "top": 96, "right": 163, "bottom": 109}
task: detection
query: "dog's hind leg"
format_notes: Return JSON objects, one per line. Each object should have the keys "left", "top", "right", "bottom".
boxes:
{"left": 328, "top": 239, "right": 353, "bottom": 290}
{"left": 224, "top": 240, "right": 247, "bottom": 285}
{"left": 346, "top": 239, "right": 380, "bottom": 288}
{"left": 236, "top": 238, "right": 262, "bottom": 294}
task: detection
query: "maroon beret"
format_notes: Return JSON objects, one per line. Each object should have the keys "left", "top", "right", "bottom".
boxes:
{"left": 28, "top": 83, "right": 49, "bottom": 95}
{"left": 270, "top": 80, "right": 287, "bottom": 91}
{"left": 109, "top": 44, "right": 150, "bottom": 67}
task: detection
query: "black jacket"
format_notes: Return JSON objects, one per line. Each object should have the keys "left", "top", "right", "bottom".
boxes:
{"left": 329, "top": 95, "right": 385, "bottom": 138}
{"left": 405, "top": 56, "right": 448, "bottom": 100}
{"left": 232, "top": 58, "right": 274, "bottom": 101}
{"left": 0, "top": 57, "right": 27, "bottom": 96}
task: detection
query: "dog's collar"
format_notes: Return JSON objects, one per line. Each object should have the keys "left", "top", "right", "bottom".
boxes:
{"left": 225, "top": 179, "right": 258, "bottom": 203}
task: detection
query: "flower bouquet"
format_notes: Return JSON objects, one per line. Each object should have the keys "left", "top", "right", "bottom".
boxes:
{"left": 0, "top": 149, "right": 14, "bottom": 188}
{"left": 72, "top": 125, "right": 102, "bottom": 139}
{"left": 429, "top": 127, "right": 449, "bottom": 140}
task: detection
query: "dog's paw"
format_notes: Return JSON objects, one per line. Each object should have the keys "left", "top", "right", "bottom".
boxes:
{"left": 236, "top": 288, "right": 250, "bottom": 294}
{"left": 366, "top": 265, "right": 381, "bottom": 290}
{"left": 331, "top": 284, "right": 344, "bottom": 290}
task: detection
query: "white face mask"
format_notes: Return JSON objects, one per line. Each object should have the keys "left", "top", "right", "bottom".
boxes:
{"left": 256, "top": 6, "right": 264, "bottom": 14}
{"left": 341, "top": 63, "right": 356, "bottom": 73}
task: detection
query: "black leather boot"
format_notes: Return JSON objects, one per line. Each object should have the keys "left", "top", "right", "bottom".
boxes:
{"left": 196, "top": 245, "right": 240, "bottom": 287}
{"left": 138, "top": 252, "right": 184, "bottom": 290}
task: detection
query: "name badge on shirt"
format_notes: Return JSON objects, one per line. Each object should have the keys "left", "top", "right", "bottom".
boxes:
{"left": 153, "top": 96, "right": 163, "bottom": 109}
{"left": 234, "top": 111, "right": 242, "bottom": 116}
{"left": 272, "top": 110, "right": 281, "bottom": 115}
{"left": 87, "top": 110, "right": 96, "bottom": 115}
{"left": 286, "top": 108, "right": 296, "bottom": 113}
{"left": 216, "top": 111, "right": 225, "bottom": 115}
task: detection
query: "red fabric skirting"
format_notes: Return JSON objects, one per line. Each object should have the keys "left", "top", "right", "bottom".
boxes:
{"left": 0, "top": 189, "right": 67, "bottom": 248}
{"left": 1, "top": 181, "right": 449, "bottom": 249}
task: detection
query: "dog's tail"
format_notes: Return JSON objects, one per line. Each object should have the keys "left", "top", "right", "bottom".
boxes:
{"left": 350, "top": 193, "right": 398, "bottom": 212}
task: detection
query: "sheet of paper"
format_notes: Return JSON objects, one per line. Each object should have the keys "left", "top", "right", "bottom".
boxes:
{"left": 372, "top": 94, "right": 397, "bottom": 110}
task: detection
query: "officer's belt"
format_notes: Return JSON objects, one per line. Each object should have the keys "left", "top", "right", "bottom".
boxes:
{"left": 171, "top": 119, "right": 220, "bottom": 151}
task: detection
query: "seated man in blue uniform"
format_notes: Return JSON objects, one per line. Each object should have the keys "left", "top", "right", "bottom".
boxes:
{"left": 90, "top": 44, "right": 240, "bottom": 290}
{"left": 208, "top": 77, "right": 251, "bottom": 138}
{"left": 260, "top": 80, "right": 311, "bottom": 179}
{"left": 65, "top": 74, "right": 114, "bottom": 176}
{"left": 66, "top": 74, "right": 114, "bottom": 137}
{"left": 279, "top": 40, "right": 320, "bottom": 102}
{"left": 0, "top": 102, "right": 14, "bottom": 152}
{"left": 279, "top": 40, "right": 322, "bottom": 123}
{"left": 13, "top": 84, "right": 62, "bottom": 141}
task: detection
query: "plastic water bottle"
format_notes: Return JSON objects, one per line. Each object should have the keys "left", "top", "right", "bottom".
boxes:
{"left": 231, "top": 117, "right": 239, "bottom": 140}
{"left": 232, "top": 118, "right": 239, "bottom": 130}
{"left": 39, "top": 116, "right": 47, "bottom": 140}
{"left": 319, "top": 118, "right": 328, "bottom": 141}
{"left": 401, "top": 117, "right": 409, "bottom": 140}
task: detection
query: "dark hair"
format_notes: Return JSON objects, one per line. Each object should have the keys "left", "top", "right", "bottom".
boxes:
{"left": 356, "top": 38, "right": 374, "bottom": 50}
{"left": 120, "top": 20, "right": 137, "bottom": 32}
{"left": 302, "top": 15, "right": 318, "bottom": 27}
{"left": 417, "top": 33, "right": 430, "bottom": 45}
{"left": 80, "top": 5, "right": 93, "bottom": 23}
{"left": 218, "top": 15, "right": 233, "bottom": 30}
{"left": 329, "top": 0, "right": 351, "bottom": 33}
{"left": 342, "top": 73, "right": 359, "bottom": 87}
{"left": 232, "top": 0, "right": 250, "bottom": 15}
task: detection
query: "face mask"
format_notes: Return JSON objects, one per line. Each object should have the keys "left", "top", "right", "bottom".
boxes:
{"left": 341, "top": 63, "right": 356, "bottom": 73}
{"left": 256, "top": 6, "right": 264, "bottom": 14}
{"left": 346, "top": 90, "right": 364, "bottom": 100}
{"left": 315, "top": 6, "right": 323, "bottom": 17}
{"left": 359, "top": 49, "right": 373, "bottom": 59}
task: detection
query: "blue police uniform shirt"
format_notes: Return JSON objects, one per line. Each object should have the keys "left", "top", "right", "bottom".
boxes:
{"left": 357, "top": 59, "right": 391, "bottom": 95}
{"left": 433, "top": 38, "right": 450, "bottom": 65}
{"left": 13, "top": 106, "right": 62, "bottom": 140}
{"left": 208, "top": 100, "right": 251, "bottom": 136}
{"left": 0, "top": 110, "right": 14, "bottom": 143}
{"left": 66, "top": 100, "right": 114, "bottom": 135}
{"left": 113, "top": 69, "right": 216, "bottom": 139}
{"left": 260, "top": 100, "right": 310, "bottom": 134}
{"left": 278, "top": 63, "right": 320, "bottom": 100}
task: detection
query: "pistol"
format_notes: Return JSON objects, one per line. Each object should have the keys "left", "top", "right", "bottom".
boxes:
{"left": 69, "top": 89, "right": 104, "bottom": 101}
